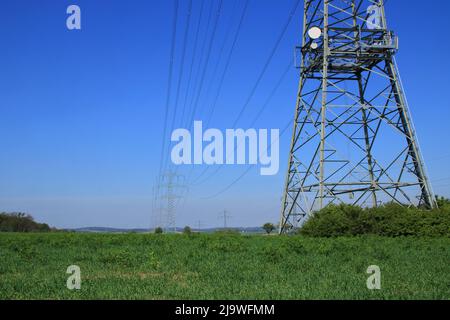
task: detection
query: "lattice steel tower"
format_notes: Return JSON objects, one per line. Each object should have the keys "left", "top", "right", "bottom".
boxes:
{"left": 280, "top": 0, "right": 437, "bottom": 233}
{"left": 152, "top": 171, "right": 186, "bottom": 232}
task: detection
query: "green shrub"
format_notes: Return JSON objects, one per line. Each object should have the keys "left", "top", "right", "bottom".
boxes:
{"left": 183, "top": 226, "right": 192, "bottom": 235}
{"left": 436, "top": 196, "right": 450, "bottom": 209}
{"left": 214, "top": 229, "right": 240, "bottom": 235}
{"left": 154, "top": 227, "right": 163, "bottom": 234}
{"left": 300, "top": 203, "right": 450, "bottom": 237}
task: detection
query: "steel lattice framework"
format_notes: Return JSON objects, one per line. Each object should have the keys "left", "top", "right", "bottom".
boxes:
{"left": 279, "top": 0, "right": 437, "bottom": 233}
{"left": 152, "top": 171, "right": 186, "bottom": 232}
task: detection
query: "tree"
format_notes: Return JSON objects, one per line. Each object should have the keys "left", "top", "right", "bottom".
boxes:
{"left": 154, "top": 227, "right": 163, "bottom": 234}
{"left": 263, "top": 223, "right": 275, "bottom": 234}
{"left": 0, "top": 212, "right": 51, "bottom": 232}
{"left": 183, "top": 226, "right": 192, "bottom": 235}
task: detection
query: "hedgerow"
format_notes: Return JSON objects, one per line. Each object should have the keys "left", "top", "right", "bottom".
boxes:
{"left": 299, "top": 202, "right": 450, "bottom": 237}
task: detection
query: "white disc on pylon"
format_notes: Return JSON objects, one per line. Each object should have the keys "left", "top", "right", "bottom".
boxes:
{"left": 308, "top": 26, "right": 322, "bottom": 39}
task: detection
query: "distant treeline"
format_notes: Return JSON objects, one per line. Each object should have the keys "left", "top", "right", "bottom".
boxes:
{"left": 0, "top": 212, "right": 52, "bottom": 232}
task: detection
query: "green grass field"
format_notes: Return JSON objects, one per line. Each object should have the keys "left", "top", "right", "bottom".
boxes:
{"left": 0, "top": 232, "right": 448, "bottom": 300}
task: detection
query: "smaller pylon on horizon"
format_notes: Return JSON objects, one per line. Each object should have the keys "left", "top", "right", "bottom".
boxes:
{"left": 218, "top": 210, "right": 232, "bottom": 229}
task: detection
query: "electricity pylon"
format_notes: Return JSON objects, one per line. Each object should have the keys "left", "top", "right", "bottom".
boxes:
{"left": 152, "top": 171, "right": 187, "bottom": 233}
{"left": 280, "top": 0, "right": 437, "bottom": 233}
{"left": 218, "top": 210, "right": 231, "bottom": 229}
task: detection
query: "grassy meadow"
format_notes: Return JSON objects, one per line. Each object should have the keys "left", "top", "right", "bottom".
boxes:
{"left": 0, "top": 232, "right": 448, "bottom": 300}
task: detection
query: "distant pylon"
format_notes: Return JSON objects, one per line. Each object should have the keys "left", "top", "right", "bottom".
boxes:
{"left": 152, "top": 171, "right": 186, "bottom": 232}
{"left": 280, "top": 0, "right": 437, "bottom": 233}
{"left": 218, "top": 210, "right": 231, "bottom": 229}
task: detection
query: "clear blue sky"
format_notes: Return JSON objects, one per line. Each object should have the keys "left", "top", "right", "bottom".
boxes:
{"left": 1, "top": 0, "right": 449, "bottom": 229}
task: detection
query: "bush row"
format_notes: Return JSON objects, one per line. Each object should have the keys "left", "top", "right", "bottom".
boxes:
{"left": 299, "top": 201, "right": 450, "bottom": 237}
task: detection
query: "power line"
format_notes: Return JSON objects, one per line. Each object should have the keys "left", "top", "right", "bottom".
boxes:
{"left": 203, "top": 0, "right": 249, "bottom": 126}
{"left": 231, "top": 0, "right": 300, "bottom": 128}
{"left": 193, "top": 59, "right": 293, "bottom": 186}
{"left": 178, "top": 0, "right": 226, "bottom": 189}
{"left": 170, "top": 0, "right": 215, "bottom": 197}
{"left": 186, "top": 0, "right": 224, "bottom": 127}
{"left": 180, "top": 0, "right": 207, "bottom": 128}
{"left": 431, "top": 183, "right": 450, "bottom": 188}
{"left": 196, "top": 0, "right": 238, "bottom": 119}
{"left": 250, "top": 60, "right": 293, "bottom": 126}
{"left": 168, "top": 0, "right": 206, "bottom": 209}
{"left": 191, "top": 0, "right": 300, "bottom": 186}
{"left": 174, "top": 0, "right": 218, "bottom": 206}
{"left": 428, "top": 153, "right": 450, "bottom": 163}
{"left": 187, "top": 0, "right": 250, "bottom": 185}
{"left": 157, "top": 0, "right": 179, "bottom": 185}
{"left": 165, "top": 0, "right": 193, "bottom": 172}
{"left": 202, "top": 119, "right": 292, "bottom": 199}
{"left": 432, "top": 177, "right": 450, "bottom": 183}
{"left": 183, "top": 1, "right": 216, "bottom": 129}
{"left": 169, "top": 0, "right": 300, "bottom": 201}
